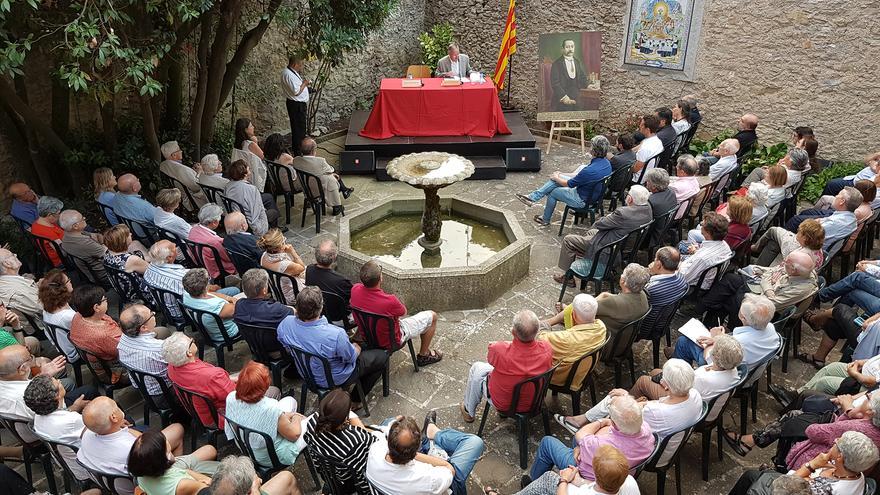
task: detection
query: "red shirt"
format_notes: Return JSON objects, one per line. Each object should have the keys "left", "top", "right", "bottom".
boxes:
{"left": 167, "top": 359, "right": 235, "bottom": 427}
{"left": 188, "top": 225, "right": 237, "bottom": 279}
{"left": 69, "top": 314, "right": 124, "bottom": 383}
{"left": 30, "top": 221, "right": 64, "bottom": 267}
{"left": 350, "top": 283, "right": 407, "bottom": 348}
{"left": 487, "top": 339, "right": 554, "bottom": 413}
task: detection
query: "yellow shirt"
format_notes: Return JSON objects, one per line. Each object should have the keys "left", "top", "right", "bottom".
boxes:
{"left": 539, "top": 318, "right": 607, "bottom": 388}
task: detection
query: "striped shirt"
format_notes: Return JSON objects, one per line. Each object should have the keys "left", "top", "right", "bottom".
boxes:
{"left": 117, "top": 333, "right": 169, "bottom": 395}
{"left": 640, "top": 273, "right": 689, "bottom": 340}
{"left": 143, "top": 263, "right": 187, "bottom": 319}
{"left": 678, "top": 240, "right": 732, "bottom": 290}
{"left": 303, "top": 415, "right": 377, "bottom": 495}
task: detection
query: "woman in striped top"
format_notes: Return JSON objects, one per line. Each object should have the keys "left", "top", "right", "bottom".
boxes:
{"left": 303, "top": 389, "right": 378, "bottom": 495}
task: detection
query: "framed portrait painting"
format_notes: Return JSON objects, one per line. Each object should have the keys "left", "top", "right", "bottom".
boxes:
{"left": 537, "top": 31, "right": 602, "bottom": 122}
{"left": 620, "top": 0, "right": 706, "bottom": 80}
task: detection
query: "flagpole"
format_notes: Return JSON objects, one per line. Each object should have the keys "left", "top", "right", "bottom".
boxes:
{"left": 506, "top": 53, "right": 513, "bottom": 108}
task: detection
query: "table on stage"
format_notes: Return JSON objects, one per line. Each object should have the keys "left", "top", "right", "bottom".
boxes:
{"left": 358, "top": 78, "right": 512, "bottom": 140}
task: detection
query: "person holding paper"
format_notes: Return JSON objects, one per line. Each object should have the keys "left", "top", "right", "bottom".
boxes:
{"left": 816, "top": 258, "right": 880, "bottom": 315}
{"left": 666, "top": 294, "right": 779, "bottom": 370}
{"left": 435, "top": 43, "right": 471, "bottom": 79}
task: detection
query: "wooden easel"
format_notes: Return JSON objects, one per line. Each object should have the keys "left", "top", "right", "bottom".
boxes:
{"left": 546, "top": 119, "right": 586, "bottom": 155}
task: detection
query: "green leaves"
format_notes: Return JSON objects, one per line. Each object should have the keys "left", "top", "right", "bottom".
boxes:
{"left": 801, "top": 161, "right": 866, "bottom": 203}
{"left": 418, "top": 22, "right": 455, "bottom": 71}
{"left": 741, "top": 142, "right": 789, "bottom": 174}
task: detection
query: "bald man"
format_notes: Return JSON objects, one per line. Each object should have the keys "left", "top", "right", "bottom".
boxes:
{"left": 78, "top": 396, "right": 185, "bottom": 482}
{"left": 0, "top": 248, "right": 42, "bottom": 318}
{"left": 305, "top": 239, "right": 352, "bottom": 304}
{"left": 59, "top": 209, "right": 109, "bottom": 284}
{"left": 7, "top": 182, "right": 39, "bottom": 225}
{"left": 733, "top": 113, "right": 759, "bottom": 158}
{"left": 292, "top": 137, "right": 353, "bottom": 216}
{"left": 699, "top": 251, "right": 817, "bottom": 328}
{"left": 222, "top": 211, "right": 263, "bottom": 269}
{"left": 111, "top": 173, "right": 158, "bottom": 239}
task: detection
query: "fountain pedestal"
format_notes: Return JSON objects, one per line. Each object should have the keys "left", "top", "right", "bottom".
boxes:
{"left": 417, "top": 187, "right": 443, "bottom": 251}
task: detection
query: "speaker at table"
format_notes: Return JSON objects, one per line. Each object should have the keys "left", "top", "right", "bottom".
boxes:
{"left": 505, "top": 147, "right": 541, "bottom": 172}
{"left": 339, "top": 150, "right": 375, "bottom": 174}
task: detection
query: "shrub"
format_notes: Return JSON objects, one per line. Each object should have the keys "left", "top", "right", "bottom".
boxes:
{"left": 741, "top": 142, "right": 789, "bottom": 174}
{"left": 688, "top": 129, "right": 733, "bottom": 156}
{"left": 800, "top": 161, "right": 865, "bottom": 203}
{"left": 418, "top": 22, "right": 455, "bottom": 72}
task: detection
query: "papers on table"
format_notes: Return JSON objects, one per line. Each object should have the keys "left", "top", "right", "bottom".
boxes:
{"left": 678, "top": 318, "right": 711, "bottom": 344}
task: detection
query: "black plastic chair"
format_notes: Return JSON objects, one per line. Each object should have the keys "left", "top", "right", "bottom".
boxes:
{"left": 125, "top": 366, "right": 178, "bottom": 427}
{"left": 558, "top": 228, "right": 643, "bottom": 302}
{"left": 226, "top": 246, "right": 261, "bottom": 274}
{"left": 161, "top": 172, "right": 199, "bottom": 221}
{"left": 0, "top": 414, "right": 57, "bottom": 493}
{"left": 821, "top": 234, "right": 853, "bottom": 282}
{"left": 236, "top": 322, "right": 290, "bottom": 388}
{"left": 655, "top": 144, "right": 677, "bottom": 173}
{"left": 693, "top": 364, "right": 749, "bottom": 481}
{"left": 557, "top": 175, "right": 611, "bottom": 236}
{"left": 200, "top": 184, "right": 226, "bottom": 205}
{"left": 103, "top": 262, "right": 156, "bottom": 309}
{"left": 311, "top": 449, "right": 371, "bottom": 495}
{"left": 72, "top": 343, "right": 130, "bottom": 398}
{"left": 350, "top": 306, "right": 419, "bottom": 377}
{"left": 173, "top": 384, "right": 224, "bottom": 452}
{"left": 548, "top": 336, "right": 608, "bottom": 415}
{"left": 732, "top": 332, "right": 786, "bottom": 436}
{"left": 606, "top": 165, "right": 635, "bottom": 212}
{"left": 636, "top": 402, "right": 708, "bottom": 495}
{"left": 632, "top": 150, "right": 662, "bottom": 186}
{"left": 146, "top": 285, "right": 188, "bottom": 332}
{"left": 183, "top": 238, "right": 235, "bottom": 286}
{"left": 688, "top": 179, "right": 720, "bottom": 229}
{"left": 97, "top": 202, "right": 117, "bottom": 227}
{"left": 43, "top": 438, "right": 87, "bottom": 495}
{"left": 685, "top": 255, "right": 733, "bottom": 300}
{"left": 265, "top": 266, "right": 300, "bottom": 305}
{"left": 27, "top": 231, "right": 65, "bottom": 275}
{"left": 601, "top": 308, "right": 651, "bottom": 387}
{"left": 115, "top": 213, "right": 157, "bottom": 247}
{"left": 180, "top": 301, "right": 244, "bottom": 369}
{"left": 476, "top": 364, "right": 559, "bottom": 469}
{"left": 286, "top": 343, "right": 375, "bottom": 417}
{"left": 321, "top": 290, "right": 355, "bottom": 331}
{"left": 223, "top": 414, "right": 320, "bottom": 487}
{"left": 786, "top": 278, "right": 826, "bottom": 372}
{"left": 297, "top": 168, "right": 327, "bottom": 233}
{"left": 58, "top": 246, "right": 109, "bottom": 288}
{"left": 221, "top": 195, "right": 249, "bottom": 218}
{"left": 75, "top": 458, "right": 135, "bottom": 495}
{"left": 637, "top": 297, "right": 686, "bottom": 368}
{"left": 155, "top": 226, "right": 198, "bottom": 268}
{"left": 266, "top": 160, "right": 298, "bottom": 225}
{"left": 42, "top": 320, "right": 85, "bottom": 386}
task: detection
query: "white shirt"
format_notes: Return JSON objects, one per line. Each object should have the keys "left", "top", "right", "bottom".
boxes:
{"left": 450, "top": 58, "right": 460, "bottom": 77}
{"left": 78, "top": 427, "right": 138, "bottom": 476}
{"left": 0, "top": 380, "right": 38, "bottom": 442}
{"left": 672, "top": 119, "right": 690, "bottom": 134}
{"left": 153, "top": 208, "right": 192, "bottom": 239}
{"left": 568, "top": 476, "right": 640, "bottom": 495}
{"left": 43, "top": 307, "right": 78, "bottom": 361}
{"left": 844, "top": 166, "right": 876, "bottom": 182}
{"left": 642, "top": 388, "right": 703, "bottom": 439}
{"left": 34, "top": 409, "right": 88, "bottom": 480}
{"left": 708, "top": 155, "right": 738, "bottom": 181}
{"left": 281, "top": 67, "right": 308, "bottom": 103}
{"left": 678, "top": 240, "right": 732, "bottom": 289}
{"left": 693, "top": 365, "right": 739, "bottom": 401}
{"left": 366, "top": 434, "right": 454, "bottom": 495}
{"left": 729, "top": 324, "right": 779, "bottom": 370}
{"left": 634, "top": 135, "right": 664, "bottom": 183}
{"left": 860, "top": 354, "right": 880, "bottom": 380}
{"left": 564, "top": 56, "right": 576, "bottom": 78}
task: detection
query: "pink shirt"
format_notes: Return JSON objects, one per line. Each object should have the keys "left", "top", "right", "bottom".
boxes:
{"left": 576, "top": 422, "right": 655, "bottom": 480}
{"left": 669, "top": 176, "right": 700, "bottom": 202}
{"left": 188, "top": 224, "right": 236, "bottom": 279}
{"left": 786, "top": 414, "right": 880, "bottom": 469}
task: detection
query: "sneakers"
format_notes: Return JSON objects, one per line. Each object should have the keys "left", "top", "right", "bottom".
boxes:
{"left": 516, "top": 193, "right": 536, "bottom": 207}
{"left": 332, "top": 205, "right": 345, "bottom": 216}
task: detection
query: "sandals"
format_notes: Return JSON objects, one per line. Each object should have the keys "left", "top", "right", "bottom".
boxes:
{"left": 554, "top": 413, "right": 580, "bottom": 435}
{"left": 417, "top": 350, "right": 444, "bottom": 366}
{"left": 533, "top": 215, "right": 550, "bottom": 226}
{"left": 484, "top": 487, "right": 500, "bottom": 495}
{"left": 723, "top": 429, "right": 753, "bottom": 457}
{"left": 796, "top": 352, "right": 824, "bottom": 370}
{"left": 554, "top": 302, "right": 564, "bottom": 313}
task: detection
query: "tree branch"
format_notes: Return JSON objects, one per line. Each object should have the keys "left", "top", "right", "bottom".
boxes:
{"left": 217, "top": 0, "right": 283, "bottom": 107}
{"left": 0, "top": 77, "right": 70, "bottom": 156}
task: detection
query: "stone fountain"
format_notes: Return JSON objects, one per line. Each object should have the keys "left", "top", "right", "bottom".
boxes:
{"left": 384, "top": 152, "right": 475, "bottom": 252}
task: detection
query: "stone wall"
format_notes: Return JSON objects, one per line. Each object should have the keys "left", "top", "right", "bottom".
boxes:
{"left": 418, "top": 0, "right": 880, "bottom": 160}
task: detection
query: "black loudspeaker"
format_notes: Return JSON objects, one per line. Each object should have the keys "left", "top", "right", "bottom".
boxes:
{"left": 339, "top": 150, "right": 375, "bottom": 174}
{"left": 505, "top": 147, "right": 541, "bottom": 172}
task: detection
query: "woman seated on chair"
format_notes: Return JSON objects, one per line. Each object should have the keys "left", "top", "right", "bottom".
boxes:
{"left": 235, "top": 118, "right": 265, "bottom": 160}
{"left": 39, "top": 269, "right": 79, "bottom": 362}
{"left": 223, "top": 361, "right": 305, "bottom": 469}
{"left": 752, "top": 218, "right": 826, "bottom": 268}
{"left": 94, "top": 167, "right": 119, "bottom": 226}
{"left": 224, "top": 159, "right": 280, "bottom": 238}
{"left": 69, "top": 284, "right": 129, "bottom": 385}
{"left": 153, "top": 188, "right": 193, "bottom": 240}
{"left": 683, "top": 195, "right": 754, "bottom": 251}
{"left": 30, "top": 196, "right": 65, "bottom": 267}
{"left": 181, "top": 268, "right": 240, "bottom": 343}
{"left": 728, "top": 431, "right": 879, "bottom": 495}
{"left": 102, "top": 224, "right": 157, "bottom": 307}
{"left": 263, "top": 133, "right": 300, "bottom": 194}
{"left": 302, "top": 389, "right": 377, "bottom": 495}
{"left": 257, "top": 229, "right": 305, "bottom": 305}
{"left": 128, "top": 429, "right": 219, "bottom": 495}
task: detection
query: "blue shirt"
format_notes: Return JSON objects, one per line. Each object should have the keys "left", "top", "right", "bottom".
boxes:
{"left": 97, "top": 191, "right": 119, "bottom": 226}
{"left": 10, "top": 200, "right": 37, "bottom": 225}
{"left": 111, "top": 193, "right": 156, "bottom": 237}
{"left": 182, "top": 293, "right": 239, "bottom": 343}
{"left": 276, "top": 315, "right": 356, "bottom": 387}
{"left": 567, "top": 157, "right": 611, "bottom": 204}
{"left": 819, "top": 210, "right": 857, "bottom": 249}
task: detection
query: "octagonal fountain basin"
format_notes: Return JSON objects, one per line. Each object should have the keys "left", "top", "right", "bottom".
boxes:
{"left": 338, "top": 197, "right": 531, "bottom": 312}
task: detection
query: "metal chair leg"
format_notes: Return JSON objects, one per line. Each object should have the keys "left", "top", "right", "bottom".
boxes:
{"left": 476, "top": 402, "right": 491, "bottom": 437}
{"left": 407, "top": 340, "right": 420, "bottom": 372}
{"left": 518, "top": 416, "right": 529, "bottom": 469}
{"left": 701, "top": 430, "right": 710, "bottom": 481}
{"left": 356, "top": 381, "right": 370, "bottom": 418}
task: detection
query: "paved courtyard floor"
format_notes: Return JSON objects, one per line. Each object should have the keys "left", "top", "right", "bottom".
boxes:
{"left": 14, "top": 136, "right": 839, "bottom": 494}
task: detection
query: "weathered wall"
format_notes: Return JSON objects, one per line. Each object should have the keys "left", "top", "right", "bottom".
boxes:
{"left": 423, "top": 0, "right": 880, "bottom": 159}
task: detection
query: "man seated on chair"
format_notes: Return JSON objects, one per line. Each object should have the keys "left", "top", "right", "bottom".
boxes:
{"left": 822, "top": 151, "right": 880, "bottom": 197}
{"left": 608, "top": 133, "right": 637, "bottom": 194}
{"left": 667, "top": 294, "right": 779, "bottom": 370}
{"left": 305, "top": 239, "right": 354, "bottom": 328}
{"left": 526, "top": 394, "right": 654, "bottom": 484}
{"left": 630, "top": 114, "right": 663, "bottom": 184}
{"left": 112, "top": 173, "right": 159, "bottom": 239}
{"left": 198, "top": 154, "right": 230, "bottom": 190}
{"left": 277, "top": 286, "right": 387, "bottom": 412}
{"left": 654, "top": 106, "right": 677, "bottom": 151}
{"left": 188, "top": 203, "right": 239, "bottom": 286}
{"left": 553, "top": 186, "right": 652, "bottom": 286}
{"left": 350, "top": 260, "right": 443, "bottom": 366}
{"left": 668, "top": 154, "right": 701, "bottom": 202}
{"left": 59, "top": 209, "right": 110, "bottom": 285}
{"left": 817, "top": 258, "right": 880, "bottom": 316}
{"left": 0, "top": 249, "right": 42, "bottom": 320}
{"left": 222, "top": 212, "right": 263, "bottom": 267}
{"left": 7, "top": 182, "right": 39, "bottom": 226}
{"left": 159, "top": 140, "right": 208, "bottom": 210}
{"left": 594, "top": 264, "right": 651, "bottom": 340}
{"left": 206, "top": 455, "right": 300, "bottom": 495}
{"left": 516, "top": 135, "right": 612, "bottom": 226}
{"left": 677, "top": 212, "right": 732, "bottom": 289}
{"left": 646, "top": 247, "right": 689, "bottom": 307}
{"left": 645, "top": 168, "right": 677, "bottom": 245}
{"left": 366, "top": 412, "right": 484, "bottom": 495}
{"left": 557, "top": 358, "right": 703, "bottom": 440}
{"left": 153, "top": 188, "right": 193, "bottom": 240}
{"left": 704, "top": 138, "right": 740, "bottom": 181}
{"left": 233, "top": 269, "right": 293, "bottom": 362}
{"left": 699, "top": 251, "right": 817, "bottom": 328}
{"left": 117, "top": 304, "right": 173, "bottom": 405}
{"left": 459, "top": 310, "right": 553, "bottom": 423}
{"left": 702, "top": 114, "right": 758, "bottom": 166}
{"left": 537, "top": 294, "right": 607, "bottom": 389}
{"left": 292, "top": 137, "right": 353, "bottom": 217}
{"left": 435, "top": 42, "right": 471, "bottom": 78}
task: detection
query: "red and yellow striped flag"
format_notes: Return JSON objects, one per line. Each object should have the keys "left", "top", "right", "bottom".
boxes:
{"left": 492, "top": 0, "right": 517, "bottom": 89}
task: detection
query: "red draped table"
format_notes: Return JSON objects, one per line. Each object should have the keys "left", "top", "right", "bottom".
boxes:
{"left": 358, "top": 78, "right": 512, "bottom": 140}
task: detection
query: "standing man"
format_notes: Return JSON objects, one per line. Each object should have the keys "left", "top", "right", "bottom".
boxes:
{"left": 550, "top": 39, "right": 588, "bottom": 111}
{"left": 435, "top": 43, "right": 471, "bottom": 79}
{"left": 282, "top": 55, "right": 309, "bottom": 155}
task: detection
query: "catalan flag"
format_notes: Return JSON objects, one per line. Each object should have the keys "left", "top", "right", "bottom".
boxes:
{"left": 492, "top": 0, "right": 517, "bottom": 89}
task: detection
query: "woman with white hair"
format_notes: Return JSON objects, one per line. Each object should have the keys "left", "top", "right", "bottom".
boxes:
{"left": 188, "top": 203, "right": 237, "bottom": 281}
{"left": 557, "top": 358, "right": 704, "bottom": 440}
{"left": 153, "top": 188, "right": 193, "bottom": 239}
{"left": 30, "top": 196, "right": 65, "bottom": 267}
{"left": 197, "top": 154, "right": 229, "bottom": 190}
{"left": 516, "top": 135, "right": 612, "bottom": 226}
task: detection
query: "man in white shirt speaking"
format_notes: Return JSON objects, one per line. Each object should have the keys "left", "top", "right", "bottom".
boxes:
{"left": 281, "top": 55, "right": 309, "bottom": 155}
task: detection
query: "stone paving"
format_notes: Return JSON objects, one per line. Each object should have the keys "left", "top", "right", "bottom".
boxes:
{"left": 12, "top": 136, "right": 835, "bottom": 494}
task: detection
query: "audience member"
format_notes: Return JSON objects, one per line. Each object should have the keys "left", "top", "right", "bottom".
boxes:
{"left": 787, "top": 178, "right": 875, "bottom": 233}
{"left": 222, "top": 212, "right": 263, "bottom": 266}
{"left": 102, "top": 224, "right": 156, "bottom": 306}
{"left": 263, "top": 133, "right": 298, "bottom": 192}
{"left": 677, "top": 212, "right": 732, "bottom": 289}
{"left": 69, "top": 284, "right": 128, "bottom": 384}
{"left": 506, "top": 445, "right": 640, "bottom": 495}
{"left": 0, "top": 302, "right": 39, "bottom": 356}
{"left": 645, "top": 168, "right": 677, "bottom": 244}
{"left": 159, "top": 140, "right": 208, "bottom": 210}
{"left": 668, "top": 154, "right": 701, "bottom": 202}
{"left": 822, "top": 151, "right": 880, "bottom": 196}
{"left": 554, "top": 186, "right": 652, "bottom": 285}
{"left": 204, "top": 455, "right": 299, "bottom": 495}
{"left": 707, "top": 139, "right": 740, "bottom": 181}
{"left": 539, "top": 296, "right": 607, "bottom": 383}
{"left": 30, "top": 196, "right": 65, "bottom": 267}
{"left": 235, "top": 118, "right": 265, "bottom": 159}
{"left": 93, "top": 167, "right": 120, "bottom": 225}
{"left": 305, "top": 239, "right": 353, "bottom": 304}
{"left": 233, "top": 269, "right": 293, "bottom": 360}
{"left": 197, "top": 154, "right": 229, "bottom": 190}
{"left": 181, "top": 268, "right": 240, "bottom": 343}
{"left": 189, "top": 203, "right": 237, "bottom": 283}
{"left": 350, "top": 260, "right": 443, "bottom": 366}
{"left": 257, "top": 228, "right": 304, "bottom": 304}
{"left": 460, "top": 310, "right": 553, "bottom": 422}
{"left": 654, "top": 106, "right": 677, "bottom": 150}
{"left": 684, "top": 195, "right": 751, "bottom": 249}
{"left": 8, "top": 182, "right": 39, "bottom": 225}
{"left": 818, "top": 258, "right": 880, "bottom": 314}
{"left": 753, "top": 218, "right": 826, "bottom": 267}
{"left": 163, "top": 332, "right": 237, "bottom": 428}
{"left": 516, "top": 136, "right": 612, "bottom": 226}
{"left": 38, "top": 269, "right": 78, "bottom": 361}
{"left": 117, "top": 304, "right": 172, "bottom": 402}
{"left": 277, "top": 286, "right": 388, "bottom": 408}
{"left": 608, "top": 133, "right": 637, "bottom": 194}
{"left": 113, "top": 173, "right": 158, "bottom": 238}
{"left": 638, "top": 247, "right": 689, "bottom": 340}
{"left": 127, "top": 429, "right": 218, "bottom": 495}
{"left": 59, "top": 209, "right": 109, "bottom": 284}
{"left": 732, "top": 114, "right": 759, "bottom": 157}
{"left": 224, "top": 159, "right": 278, "bottom": 237}
{"left": 631, "top": 114, "right": 663, "bottom": 183}
{"left": 595, "top": 264, "right": 650, "bottom": 339}
{"left": 741, "top": 148, "right": 809, "bottom": 191}
{"left": 744, "top": 181, "right": 771, "bottom": 224}
{"left": 671, "top": 99, "right": 692, "bottom": 135}
{"left": 293, "top": 137, "right": 354, "bottom": 216}
{"left": 0, "top": 248, "right": 41, "bottom": 318}
{"left": 684, "top": 94, "right": 700, "bottom": 125}
{"left": 153, "top": 188, "right": 193, "bottom": 239}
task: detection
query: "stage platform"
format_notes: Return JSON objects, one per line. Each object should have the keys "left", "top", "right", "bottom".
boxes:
{"left": 344, "top": 110, "right": 537, "bottom": 181}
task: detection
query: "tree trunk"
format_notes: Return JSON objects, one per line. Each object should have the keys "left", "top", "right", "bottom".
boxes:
{"left": 161, "top": 55, "right": 184, "bottom": 132}
{"left": 189, "top": 13, "right": 214, "bottom": 158}
{"left": 217, "top": 0, "right": 283, "bottom": 108}
{"left": 50, "top": 77, "right": 70, "bottom": 141}
{"left": 99, "top": 97, "right": 117, "bottom": 159}
{"left": 141, "top": 96, "right": 161, "bottom": 163}
{"left": 198, "top": 0, "right": 244, "bottom": 151}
